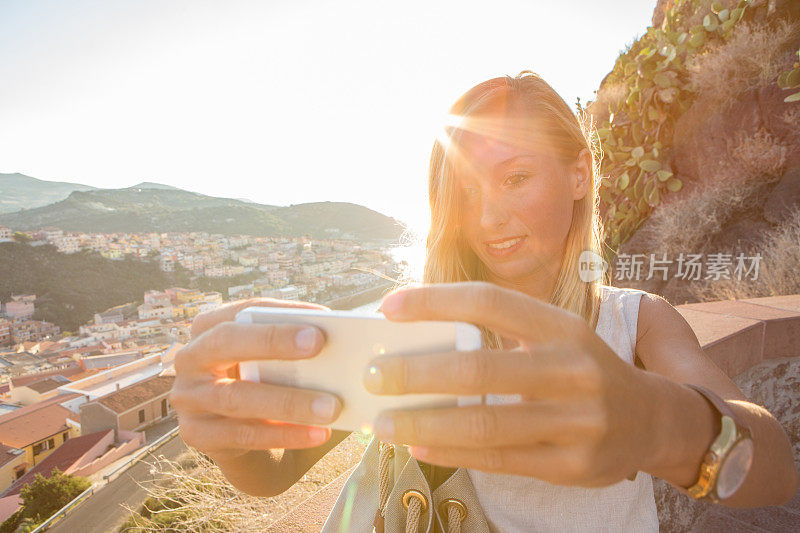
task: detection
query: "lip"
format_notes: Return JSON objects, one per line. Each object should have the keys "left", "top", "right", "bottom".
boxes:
{"left": 483, "top": 235, "right": 525, "bottom": 245}
{"left": 484, "top": 235, "right": 526, "bottom": 257}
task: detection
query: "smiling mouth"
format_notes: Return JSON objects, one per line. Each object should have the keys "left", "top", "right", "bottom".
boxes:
{"left": 485, "top": 236, "right": 524, "bottom": 249}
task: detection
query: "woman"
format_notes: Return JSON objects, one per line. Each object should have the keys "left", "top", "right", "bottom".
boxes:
{"left": 170, "top": 71, "right": 798, "bottom": 531}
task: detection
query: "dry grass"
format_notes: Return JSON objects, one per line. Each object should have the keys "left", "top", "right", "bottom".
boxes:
{"left": 587, "top": 81, "right": 628, "bottom": 123}
{"left": 119, "top": 432, "right": 369, "bottom": 532}
{"left": 640, "top": 128, "right": 787, "bottom": 258}
{"left": 686, "top": 18, "right": 800, "bottom": 109}
{"left": 689, "top": 206, "right": 800, "bottom": 301}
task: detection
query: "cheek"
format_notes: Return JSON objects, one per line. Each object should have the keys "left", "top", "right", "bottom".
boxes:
{"left": 461, "top": 183, "right": 574, "bottom": 246}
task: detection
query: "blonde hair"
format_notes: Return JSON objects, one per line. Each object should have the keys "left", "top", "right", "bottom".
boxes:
{"left": 393, "top": 71, "right": 608, "bottom": 349}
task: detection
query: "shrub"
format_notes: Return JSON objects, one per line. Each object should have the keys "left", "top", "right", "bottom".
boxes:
{"left": 17, "top": 468, "right": 91, "bottom": 525}
{"left": 689, "top": 206, "right": 800, "bottom": 301}
{"left": 687, "top": 18, "right": 800, "bottom": 109}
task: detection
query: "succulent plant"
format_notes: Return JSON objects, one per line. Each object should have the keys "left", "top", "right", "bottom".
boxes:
{"left": 592, "top": 0, "right": 760, "bottom": 255}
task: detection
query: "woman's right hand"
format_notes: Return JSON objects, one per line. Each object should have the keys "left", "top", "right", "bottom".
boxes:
{"left": 170, "top": 297, "right": 343, "bottom": 466}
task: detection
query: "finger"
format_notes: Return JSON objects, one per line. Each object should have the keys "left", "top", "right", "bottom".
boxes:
{"left": 408, "top": 443, "right": 589, "bottom": 485}
{"left": 178, "top": 414, "right": 332, "bottom": 452}
{"left": 379, "top": 281, "right": 582, "bottom": 342}
{"left": 171, "top": 378, "right": 342, "bottom": 425}
{"left": 175, "top": 322, "right": 325, "bottom": 376}
{"left": 373, "top": 402, "right": 603, "bottom": 448}
{"left": 191, "top": 297, "right": 330, "bottom": 338}
{"left": 363, "top": 347, "right": 600, "bottom": 397}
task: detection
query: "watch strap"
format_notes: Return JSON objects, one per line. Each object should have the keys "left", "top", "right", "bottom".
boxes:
{"left": 682, "top": 383, "right": 751, "bottom": 501}
{"left": 684, "top": 384, "right": 734, "bottom": 422}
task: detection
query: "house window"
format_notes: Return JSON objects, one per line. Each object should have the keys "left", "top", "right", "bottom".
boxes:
{"left": 161, "top": 398, "right": 168, "bottom": 418}
{"left": 138, "top": 409, "right": 145, "bottom": 423}
{"left": 33, "top": 439, "right": 53, "bottom": 455}
{"left": 14, "top": 467, "right": 25, "bottom": 480}
{"left": 63, "top": 431, "right": 69, "bottom": 441}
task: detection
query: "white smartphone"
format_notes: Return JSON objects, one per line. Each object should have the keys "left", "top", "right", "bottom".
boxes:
{"left": 236, "top": 306, "right": 484, "bottom": 432}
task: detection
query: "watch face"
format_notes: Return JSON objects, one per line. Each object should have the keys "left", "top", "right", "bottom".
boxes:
{"left": 716, "top": 438, "right": 754, "bottom": 500}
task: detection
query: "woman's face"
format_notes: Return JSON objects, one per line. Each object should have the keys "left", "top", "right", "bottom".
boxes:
{"left": 451, "top": 106, "right": 590, "bottom": 288}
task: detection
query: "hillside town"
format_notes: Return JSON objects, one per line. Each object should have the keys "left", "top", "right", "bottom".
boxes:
{"left": 0, "top": 225, "right": 402, "bottom": 524}
{"left": 0, "top": 225, "right": 402, "bottom": 343}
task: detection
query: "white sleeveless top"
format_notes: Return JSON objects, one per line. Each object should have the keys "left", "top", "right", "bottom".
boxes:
{"left": 465, "top": 283, "right": 659, "bottom": 531}
{"left": 322, "top": 283, "right": 660, "bottom": 532}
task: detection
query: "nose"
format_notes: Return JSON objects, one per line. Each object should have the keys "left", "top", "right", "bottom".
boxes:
{"left": 479, "top": 193, "right": 508, "bottom": 229}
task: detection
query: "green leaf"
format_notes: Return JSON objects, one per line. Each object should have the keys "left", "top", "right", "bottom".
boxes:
{"left": 689, "top": 32, "right": 706, "bottom": 48}
{"left": 639, "top": 159, "right": 661, "bottom": 172}
{"left": 659, "top": 44, "right": 677, "bottom": 62}
{"left": 654, "top": 72, "right": 673, "bottom": 88}
{"left": 619, "top": 172, "right": 630, "bottom": 190}
{"left": 666, "top": 177, "right": 683, "bottom": 192}
{"left": 731, "top": 7, "right": 744, "bottom": 22}
{"left": 787, "top": 69, "right": 800, "bottom": 88}
{"left": 711, "top": 1, "right": 724, "bottom": 14}
{"left": 631, "top": 122, "right": 644, "bottom": 145}
{"left": 721, "top": 19, "right": 735, "bottom": 33}
{"left": 657, "top": 169, "right": 673, "bottom": 181}
{"left": 646, "top": 186, "right": 660, "bottom": 206}
{"left": 778, "top": 70, "right": 791, "bottom": 88}
{"left": 703, "top": 14, "right": 719, "bottom": 32}
{"left": 718, "top": 8, "right": 730, "bottom": 22}
{"left": 784, "top": 91, "right": 800, "bottom": 103}
{"left": 631, "top": 146, "right": 645, "bottom": 159}
{"left": 657, "top": 87, "right": 678, "bottom": 103}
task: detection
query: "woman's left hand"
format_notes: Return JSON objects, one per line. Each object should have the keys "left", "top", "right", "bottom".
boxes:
{"left": 365, "top": 281, "right": 655, "bottom": 488}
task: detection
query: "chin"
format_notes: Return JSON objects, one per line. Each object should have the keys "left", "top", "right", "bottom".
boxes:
{"left": 482, "top": 258, "right": 535, "bottom": 280}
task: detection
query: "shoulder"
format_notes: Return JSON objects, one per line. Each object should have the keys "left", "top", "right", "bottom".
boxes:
{"left": 633, "top": 290, "right": 708, "bottom": 371}
{"left": 600, "top": 285, "right": 685, "bottom": 344}
{"left": 635, "top": 291, "right": 681, "bottom": 344}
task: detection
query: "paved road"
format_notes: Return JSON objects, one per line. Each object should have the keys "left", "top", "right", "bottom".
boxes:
{"left": 50, "top": 434, "right": 187, "bottom": 533}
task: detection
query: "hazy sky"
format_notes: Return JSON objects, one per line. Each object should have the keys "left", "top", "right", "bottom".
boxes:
{"left": 0, "top": 0, "right": 653, "bottom": 238}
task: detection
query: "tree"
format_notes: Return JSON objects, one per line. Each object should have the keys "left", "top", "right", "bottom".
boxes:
{"left": 12, "top": 231, "right": 31, "bottom": 244}
{"left": 18, "top": 469, "right": 91, "bottom": 524}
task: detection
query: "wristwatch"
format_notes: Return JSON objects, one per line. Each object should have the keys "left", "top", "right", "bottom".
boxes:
{"left": 681, "top": 383, "right": 755, "bottom": 503}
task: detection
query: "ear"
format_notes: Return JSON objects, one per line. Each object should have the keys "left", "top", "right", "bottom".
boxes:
{"left": 570, "top": 148, "right": 592, "bottom": 201}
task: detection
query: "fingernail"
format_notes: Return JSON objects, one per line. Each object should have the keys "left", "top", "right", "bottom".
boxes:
{"left": 295, "top": 327, "right": 318, "bottom": 354}
{"left": 308, "top": 427, "right": 328, "bottom": 443}
{"left": 380, "top": 292, "right": 405, "bottom": 316}
{"left": 363, "top": 364, "right": 383, "bottom": 392}
{"left": 374, "top": 416, "right": 395, "bottom": 440}
{"left": 312, "top": 396, "right": 337, "bottom": 420}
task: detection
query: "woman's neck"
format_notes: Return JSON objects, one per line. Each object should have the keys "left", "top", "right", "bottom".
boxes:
{"left": 485, "top": 261, "right": 560, "bottom": 304}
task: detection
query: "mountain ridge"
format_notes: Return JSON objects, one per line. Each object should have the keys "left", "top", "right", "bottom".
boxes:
{"left": 0, "top": 177, "right": 405, "bottom": 241}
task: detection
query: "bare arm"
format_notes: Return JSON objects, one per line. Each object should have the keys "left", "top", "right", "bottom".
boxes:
{"left": 634, "top": 293, "right": 799, "bottom": 507}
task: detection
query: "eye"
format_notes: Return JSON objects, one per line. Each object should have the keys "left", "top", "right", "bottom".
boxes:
{"left": 505, "top": 172, "right": 529, "bottom": 187}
